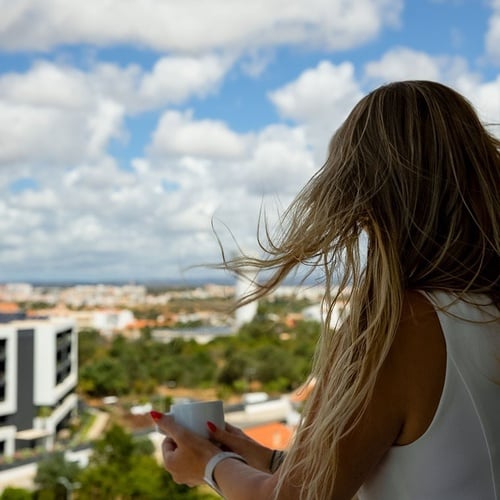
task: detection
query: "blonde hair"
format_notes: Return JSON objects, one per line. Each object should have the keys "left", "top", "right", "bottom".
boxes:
{"left": 223, "top": 81, "right": 500, "bottom": 499}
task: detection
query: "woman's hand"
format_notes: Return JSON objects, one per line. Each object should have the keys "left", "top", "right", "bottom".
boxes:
{"left": 152, "top": 411, "right": 221, "bottom": 487}
{"left": 208, "top": 421, "right": 274, "bottom": 473}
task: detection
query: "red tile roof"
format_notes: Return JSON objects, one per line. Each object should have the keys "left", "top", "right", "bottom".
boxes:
{"left": 0, "top": 302, "right": 21, "bottom": 313}
{"left": 244, "top": 422, "right": 293, "bottom": 450}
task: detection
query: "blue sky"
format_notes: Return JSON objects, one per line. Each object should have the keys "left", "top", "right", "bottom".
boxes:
{"left": 0, "top": 0, "right": 499, "bottom": 283}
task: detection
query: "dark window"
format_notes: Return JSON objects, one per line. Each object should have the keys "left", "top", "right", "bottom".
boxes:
{"left": 55, "top": 329, "right": 73, "bottom": 386}
{"left": 0, "top": 339, "right": 6, "bottom": 402}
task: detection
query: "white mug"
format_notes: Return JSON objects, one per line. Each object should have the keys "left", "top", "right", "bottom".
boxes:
{"left": 160, "top": 400, "right": 225, "bottom": 438}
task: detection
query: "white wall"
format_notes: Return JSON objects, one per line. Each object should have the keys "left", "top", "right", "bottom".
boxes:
{"left": 234, "top": 269, "right": 259, "bottom": 327}
{"left": 33, "top": 319, "right": 77, "bottom": 406}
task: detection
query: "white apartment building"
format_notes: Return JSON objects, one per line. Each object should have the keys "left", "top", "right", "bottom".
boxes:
{"left": 0, "top": 316, "right": 78, "bottom": 458}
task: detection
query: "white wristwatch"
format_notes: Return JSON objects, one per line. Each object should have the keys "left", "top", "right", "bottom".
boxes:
{"left": 204, "top": 451, "right": 247, "bottom": 496}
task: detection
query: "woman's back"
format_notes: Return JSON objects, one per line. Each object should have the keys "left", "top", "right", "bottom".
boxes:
{"left": 359, "top": 292, "right": 500, "bottom": 500}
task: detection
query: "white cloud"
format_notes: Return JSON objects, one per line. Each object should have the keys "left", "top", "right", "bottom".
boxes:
{"left": 486, "top": 0, "right": 500, "bottom": 62}
{"left": 362, "top": 48, "right": 500, "bottom": 131}
{"left": 0, "top": 62, "right": 91, "bottom": 108}
{"left": 455, "top": 75, "right": 500, "bottom": 126}
{"left": 0, "top": 100, "right": 100, "bottom": 165}
{"left": 269, "top": 61, "right": 362, "bottom": 123}
{"left": 88, "top": 54, "right": 232, "bottom": 113}
{"left": 269, "top": 61, "right": 364, "bottom": 159}
{"left": 88, "top": 100, "right": 126, "bottom": 158}
{"left": 142, "top": 112, "right": 318, "bottom": 262}
{"left": 0, "top": 0, "right": 403, "bottom": 54}
{"left": 150, "top": 110, "right": 247, "bottom": 158}
{"left": 0, "top": 54, "right": 231, "bottom": 167}
{"left": 135, "top": 55, "right": 232, "bottom": 110}
{"left": 364, "top": 47, "right": 469, "bottom": 83}
{"left": 0, "top": 52, "right": 247, "bottom": 279}
{"left": 148, "top": 111, "right": 316, "bottom": 198}
{"left": 0, "top": 61, "right": 123, "bottom": 166}
{"left": 0, "top": 155, "right": 215, "bottom": 280}
{"left": 241, "top": 125, "right": 315, "bottom": 196}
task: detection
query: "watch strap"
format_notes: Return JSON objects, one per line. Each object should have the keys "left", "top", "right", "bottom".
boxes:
{"left": 204, "top": 451, "right": 247, "bottom": 496}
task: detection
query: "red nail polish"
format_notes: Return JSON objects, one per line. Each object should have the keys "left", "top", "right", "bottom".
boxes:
{"left": 207, "top": 421, "right": 217, "bottom": 432}
{"left": 150, "top": 410, "right": 162, "bottom": 421}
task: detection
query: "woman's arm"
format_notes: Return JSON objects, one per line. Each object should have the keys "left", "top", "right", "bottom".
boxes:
{"left": 208, "top": 421, "right": 275, "bottom": 472}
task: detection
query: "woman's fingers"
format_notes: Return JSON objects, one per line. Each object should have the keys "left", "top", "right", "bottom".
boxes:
{"left": 225, "top": 421, "right": 246, "bottom": 435}
{"left": 150, "top": 411, "right": 221, "bottom": 486}
{"left": 151, "top": 411, "right": 184, "bottom": 439}
{"left": 207, "top": 421, "right": 274, "bottom": 472}
{"left": 207, "top": 421, "right": 242, "bottom": 450}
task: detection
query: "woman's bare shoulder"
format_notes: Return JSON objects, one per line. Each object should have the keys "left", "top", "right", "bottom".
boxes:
{"left": 392, "top": 290, "right": 446, "bottom": 445}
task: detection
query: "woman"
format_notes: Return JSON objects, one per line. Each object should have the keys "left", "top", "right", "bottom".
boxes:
{"left": 151, "top": 80, "right": 500, "bottom": 499}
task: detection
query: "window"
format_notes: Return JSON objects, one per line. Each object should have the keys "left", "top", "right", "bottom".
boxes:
{"left": 0, "top": 339, "right": 6, "bottom": 402}
{"left": 55, "top": 329, "right": 73, "bottom": 386}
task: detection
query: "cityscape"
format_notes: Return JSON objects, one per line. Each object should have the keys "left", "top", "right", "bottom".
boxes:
{"left": 0, "top": 279, "right": 343, "bottom": 497}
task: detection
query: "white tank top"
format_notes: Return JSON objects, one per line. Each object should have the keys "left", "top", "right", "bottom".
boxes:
{"left": 358, "top": 291, "right": 500, "bottom": 500}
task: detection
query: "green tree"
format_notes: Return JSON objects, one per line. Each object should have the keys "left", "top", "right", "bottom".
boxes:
{"left": 254, "top": 344, "right": 301, "bottom": 386}
{"left": 238, "top": 317, "right": 282, "bottom": 345}
{"left": 180, "top": 349, "right": 217, "bottom": 387}
{"left": 0, "top": 487, "right": 32, "bottom": 500}
{"left": 78, "top": 357, "right": 129, "bottom": 396}
{"left": 217, "top": 351, "right": 252, "bottom": 387}
{"left": 34, "top": 451, "right": 81, "bottom": 496}
{"left": 77, "top": 328, "right": 106, "bottom": 367}
{"left": 76, "top": 296, "right": 321, "bottom": 400}
{"left": 77, "top": 423, "right": 202, "bottom": 499}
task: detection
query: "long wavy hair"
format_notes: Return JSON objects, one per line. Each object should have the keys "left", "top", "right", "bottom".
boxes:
{"left": 222, "top": 80, "right": 500, "bottom": 499}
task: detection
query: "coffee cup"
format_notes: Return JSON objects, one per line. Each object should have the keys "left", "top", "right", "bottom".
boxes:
{"left": 158, "top": 400, "right": 224, "bottom": 438}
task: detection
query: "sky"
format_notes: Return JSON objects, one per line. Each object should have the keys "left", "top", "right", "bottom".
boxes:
{"left": 0, "top": 0, "right": 499, "bottom": 284}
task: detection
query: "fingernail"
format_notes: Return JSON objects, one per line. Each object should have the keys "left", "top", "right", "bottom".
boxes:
{"left": 207, "top": 421, "right": 217, "bottom": 432}
{"left": 150, "top": 410, "right": 162, "bottom": 421}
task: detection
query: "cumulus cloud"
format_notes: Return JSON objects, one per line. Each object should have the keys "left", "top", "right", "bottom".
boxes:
{"left": 134, "top": 55, "right": 232, "bottom": 111}
{"left": 142, "top": 112, "right": 318, "bottom": 264}
{"left": 0, "top": 0, "right": 402, "bottom": 54}
{"left": 150, "top": 110, "right": 247, "bottom": 159}
{"left": 0, "top": 99, "right": 116, "bottom": 166}
{"left": 269, "top": 61, "right": 363, "bottom": 159}
{"left": 485, "top": 0, "right": 500, "bottom": 62}
{"left": 270, "top": 61, "right": 361, "bottom": 122}
{"left": 362, "top": 48, "right": 500, "bottom": 129}
{"left": 364, "top": 47, "right": 470, "bottom": 83}
{"left": 455, "top": 75, "right": 500, "bottom": 125}
{"left": 0, "top": 54, "right": 231, "bottom": 168}
{"left": 0, "top": 154, "right": 223, "bottom": 280}
{"left": 0, "top": 62, "right": 111, "bottom": 167}
{"left": 242, "top": 125, "right": 314, "bottom": 195}
{"left": 0, "top": 62, "right": 91, "bottom": 108}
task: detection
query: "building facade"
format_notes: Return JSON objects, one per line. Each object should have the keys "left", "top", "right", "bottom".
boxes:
{"left": 234, "top": 267, "right": 259, "bottom": 328}
{"left": 0, "top": 316, "right": 78, "bottom": 458}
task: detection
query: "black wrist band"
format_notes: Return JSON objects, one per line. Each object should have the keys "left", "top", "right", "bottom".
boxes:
{"left": 269, "top": 449, "right": 286, "bottom": 473}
